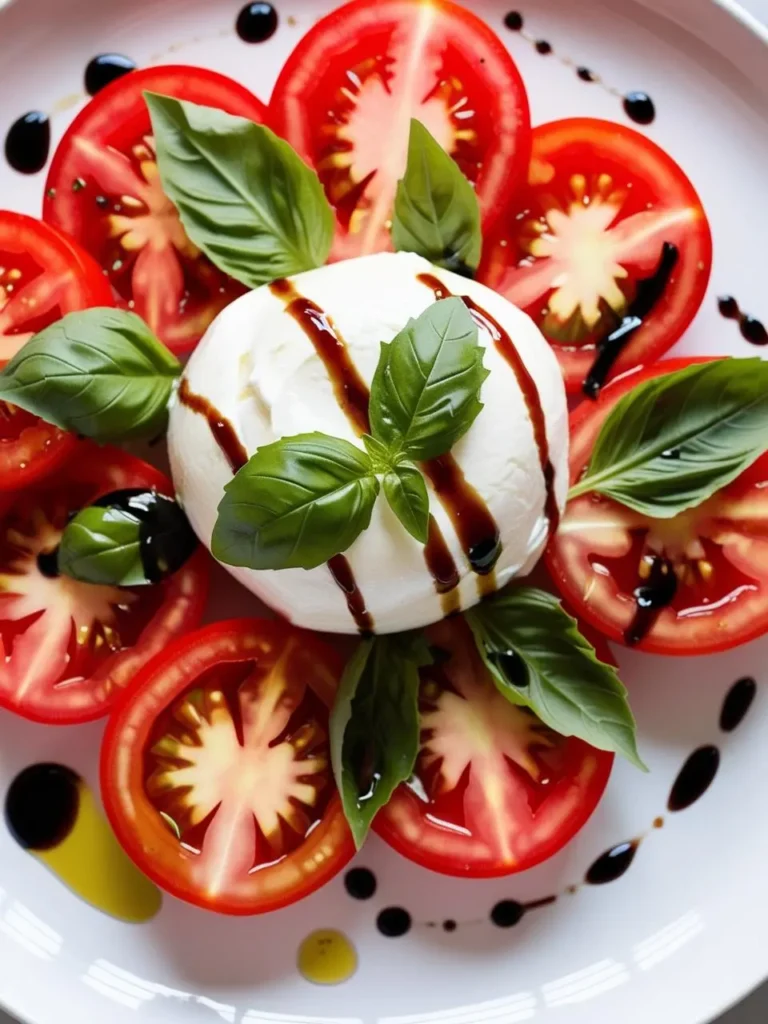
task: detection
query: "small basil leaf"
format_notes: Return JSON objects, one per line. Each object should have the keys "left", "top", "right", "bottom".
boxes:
{"left": 146, "top": 93, "right": 334, "bottom": 288}
{"left": 330, "top": 632, "right": 433, "bottom": 848}
{"left": 58, "top": 490, "right": 198, "bottom": 586}
{"left": 212, "top": 433, "right": 379, "bottom": 571}
{"left": 383, "top": 463, "right": 430, "bottom": 544}
{"left": 392, "top": 119, "right": 482, "bottom": 273}
{"left": 569, "top": 358, "right": 768, "bottom": 517}
{"left": 362, "top": 434, "right": 393, "bottom": 473}
{"left": 0, "top": 308, "right": 180, "bottom": 442}
{"left": 466, "top": 587, "right": 646, "bottom": 770}
{"left": 369, "top": 297, "right": 487, "bottom": 461}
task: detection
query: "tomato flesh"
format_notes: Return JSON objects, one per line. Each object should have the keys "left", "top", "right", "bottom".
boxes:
{"left": 0, "top": 443, "right": 209, "bottom": 723}
{"left": 0, "top": 212, "right": 113, "bottom": 489}
{"left": 546, "top": 359, "right": 768, "bottom": 655}
{"left": 480, "top": 119, "right": 712, "bottom": 394}
{"left": 269, "top": 0, "right": 531, "bottom": 260}
{"left": 43, "top": 66, "right": 267, "bottom": 354}
{"left": 102, "top": 620, "right": 354, "bottom": 915}
{"left": 375, "top": 620, "right": 613, "bottom": 877}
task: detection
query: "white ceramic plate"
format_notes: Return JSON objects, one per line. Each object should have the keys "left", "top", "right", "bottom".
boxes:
{"left": 1, "top": 0, "right": 768, "bottom": 1022}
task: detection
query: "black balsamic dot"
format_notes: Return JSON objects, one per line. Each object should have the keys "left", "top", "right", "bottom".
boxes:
{"left": 469, "top": 536, "right": 502, "bottom": 574}
{"left": 443, "top": 919, "right": 457, "bottom": 932}
{"left": 84, "top": 54, "right": 137, "bottom": 97}
{"left": 668, "top": 746, "right": 720, "bottom": 812}
{"left": 718, "top": 295, "right": 740, "bottom": 320}
{"left": 504, "top": 10, "right": 524, "bottom": 31}
{"left": 5, "top": 111, "right": 50, "bottom": 175}
{"left": 377, "top": 907, "right": 412, "bottom": 938}
{"left": 623, "top": 91, "right": 656, "bottom": 126}
{"left": 344, "top": 867, "right": 377, "bottom": 901}
{"left": 236, "top": 2, "right": 278, "bottom": 43}
{"left": 36, "top": 549, "right": 60, "bottom": 579}
{"left": 577, "top": 66, "right": 597, "bottom": 82}
{"left": 720, "top": 677, "right": 757, "bottom": 733}
{"left": 586, "top": 840, "right": 639, "bottom": 885}
{"left": 490, "top": 900, "right": 525, "bottom": 928}
{"left": 535, "top": 39, "right": 553, "bottom": 55}
{"left": 741, "top": 316, "right": 768, "bottom": 346}
{"left": 5, "top": 763, "right": 80, "bottom": 851}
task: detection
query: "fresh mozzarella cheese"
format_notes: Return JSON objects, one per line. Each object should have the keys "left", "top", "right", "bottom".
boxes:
{"left": 168, "top": 252, "right": 569, "bottom": 634}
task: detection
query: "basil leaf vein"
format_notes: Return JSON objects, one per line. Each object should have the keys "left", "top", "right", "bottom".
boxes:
{"left": 383, "top": 462, "right": 430, "bottom": 543}
{"left": 369, "top": 297, "right": 487, "bottom": 461}
{"left": 146, "top": 93, "right": 334, "bottom": 288}
{"left": 569, "top": 358, "right": 768, "bottom": 517}
{"left": 466, "top": 587, "right": 646, "bottom": 770}
{"left": 0, "top": 308, "right": 180, "bottom": 441}
{"left": 392, "top": 119, "right": 482, "bottom": 273}
{"left": 330, "top": 632, "right": 433, "bottom": 848}
{"left": 212, "top": 433, "right": 379, "bottom": 570}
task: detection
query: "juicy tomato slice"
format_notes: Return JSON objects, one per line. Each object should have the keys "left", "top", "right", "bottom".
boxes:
{"left": 43, "top": 66, "right": 267, "bottom": 354}
{"left": 479, "top": 119, "right": 713, "bottom": 394}
{"left": 546, "top": 359, "right": 768, "bottom": 656}
{"left": 269, "top": 0, "right": 531, "bottom": 260}
{"left": 0, "top": 443, "right": 209, "bottom": 724}
{"left": 374, "top": 619, "right": 613, "bottom": 877}
{"left": 101, "top": 619, "right": 355, "bottom": 915}
{"left": 0, "top": 211, "right": 113, "bottom": 490}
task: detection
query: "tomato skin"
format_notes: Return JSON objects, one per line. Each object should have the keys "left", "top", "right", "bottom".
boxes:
{"left": 374, "top": 620, "right": 614, "bottom": 878}
{"left": 0, "top": 443, "right": 209, "bottom": 724}
{"left": 546, "top": 358, "right": 768, "bottom": 656}
{"left": 480, "top": 119, "right": 712, "bottom": 395}
{"left": 269, "top": 0, "right": 531, "bottom": 260}
{"left": 101, "top": 619, "right": 355, "bottom": 915}
{"left": 0, "top": 212, "right": 113, "bottom": 490}
{"left": 43, "top": 66, "right": 267, "bottom": 355}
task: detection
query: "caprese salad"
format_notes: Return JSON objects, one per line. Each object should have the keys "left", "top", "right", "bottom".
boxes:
{"left": 0, "top": 0, "right": 764, "bottom": 918}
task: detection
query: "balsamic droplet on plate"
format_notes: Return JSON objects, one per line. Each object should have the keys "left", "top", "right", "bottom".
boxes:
{"left": 490, "top": 900, "right": 525, "bottom": 928}
{"left": 236, "top": 2, "right": 279, "bottom": 42}
{"left": 5, "top": 111, "right": 50, "bottom": 174}
{"left": 504, "top": 11, "right": 524, "bottom": 30}
{"left": 586, "top": 840, "right": 639, "bottom": 885}
{"left": 741, "top": 316, "right": 768, "bottom": 345}
{"left": 377, "top": 907, "right": 412, "bottom": 938}
{"left": 577, "top": 66, "right": 597, "bottom": 82}
{"left": 720, "top": 677, "right": 757, "bottom": 733}
{"left": 718, "top": 295, "right": 740, "bottom": 320}
{"left": 84, "top": 54, "right": 137, "bottom": 96}
{"left": 623, "top": 91, "right": 656, "bottom": 126}
{"left": 344, "top": 867, "right": 377, "bottom": 901}
{"left": 5, "top": 763, "right": 80, "bottom": 851}
{"left": 668, "top": 745, "right": 720, "bottom": 812}
{"left": 535, "top": 39, "right": 553, "bottom": 55}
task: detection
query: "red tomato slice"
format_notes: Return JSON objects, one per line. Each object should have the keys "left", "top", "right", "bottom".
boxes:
{"left": 43, "top": 66, "right": 267, "bottom": 355}
{"left": 0, "top": 443, "right": 209, "bottom": 724}
{"left": 480, "top": 119, "right": 712, "bottom": 395}
{"left": 546, "top": 359, "right": 768, "bottom": 656}
{"left": 101, "top": 619, "right": 355, "bottom": 915}
{"left": 269, "top": 0, "right": 531, "bottom": 260}
{"left": 374, "top": 619, "right": 613, "bottom": 877}
{"left": 0, "top": 212, "right": 113, "bottom": 490}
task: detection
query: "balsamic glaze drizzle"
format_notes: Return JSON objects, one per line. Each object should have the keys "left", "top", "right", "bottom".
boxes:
{"left": 624, "top": 553, "right": 677, "bottom": 647}
{"left": 718, "top": 296, "right": 768, "bottom": 346}
{"left": 178, "top": 379, "right": 248, "bottom": 473}
{"left": 584, "top": 242, "right": 679, "bottom": 398}
{"left": 668, "top": 746, "right": 720, "bottom": 812}
{"left": 720, "top": 677, "right": 757, "bottom": 733}
{"left": 327, "top": 554, "right": 373, "bottom": 635}
{"left": 84, "top": 54, "right": 137, "bottom": 96}
{"left": 5, "top": 111, "right": 50, "bottom": 174}
{"left": 5, "top": 764, "right": 80, "bottom": 852}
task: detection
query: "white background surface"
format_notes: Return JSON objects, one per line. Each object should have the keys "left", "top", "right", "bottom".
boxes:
{"left": 0, "top": 0, "right": 767, "bottom": 1021}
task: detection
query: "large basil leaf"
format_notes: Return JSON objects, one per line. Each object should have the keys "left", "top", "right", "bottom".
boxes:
{"left": 392, "top": 119, "right": 482, "bottom": 273}
{"left": 212, "top": 433, "right": 379, "bottom": 570}
{"left": 382, "top": 462, "right": 430, "bottom": 543}
{"left": 146, "top": 93, "right": 334, "bottom": 288}
{"left": 0, "top": 308, "right": 180, "bottom": 441}
{"left": 466, "top": 587, "right": 646, "bottom": 770}
{"left": 369, "top": 297, "right": 487, "bottom": 461}
{"left": 569, "top": 358, "right": 768, "bottom": 517}
{"left": 330, "top": 633, "right": 433, "bottom": 848}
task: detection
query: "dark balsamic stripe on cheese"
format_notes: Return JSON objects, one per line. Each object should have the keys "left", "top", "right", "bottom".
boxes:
{"left": 178, "top": 379, "right": 248, "bottom": 473}
{"left": 269, "top": 278, "right": 465, "bottom": 618}
{"left": 417, "top": 273, "right": 559, "bottom": 539}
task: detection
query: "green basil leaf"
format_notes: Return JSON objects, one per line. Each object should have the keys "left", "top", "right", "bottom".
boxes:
{"left": 369, "top": 297, "right": 487, "bottom": 461}
{"left": 0, "top": 308, "right": 180, "bottom": 441}
{"left": 466, "top": 587, "right": 646, "bottom": 770}
{"left": 58, "top": 491, "right": 198, "bottom": 586}
{"left": 330, "top": 632, "right": 433, "bottom": 848}
{"left": 569, "top": 358, "right": 768, "bottom": 517}
{"left": 383, "top": 463, "right": 430, "bottom": 544}
{"left": 212, "top": 433, "right": 379, "bottom": 571}
{"left": 392, "top": 119, "right": 482, "bottom": 273}
{"left": 146, "top": 93, "right": 334, "bottom": 288}
{"left": 362, "top": 434, "right": 393, "bottom": 473}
